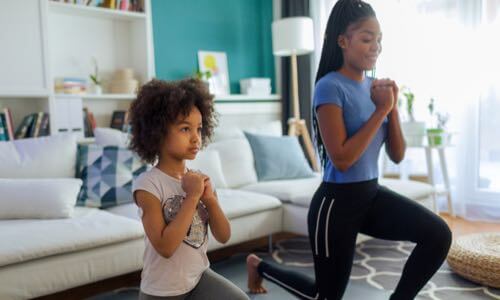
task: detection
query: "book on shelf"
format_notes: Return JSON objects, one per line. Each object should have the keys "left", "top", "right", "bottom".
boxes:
{"left": 39, "top": 113, "right": 51, "bottom": 137}
{"left": 88, "top": 111, "right": 96, "bottom": 131}
{"left": 32, "top": 111, "right": 45, "bottom": 138}
{"left": 26, "top": 113, "right": 38, "bottom": 138}
{"left": 82, "top": 107, "right": 96, "bottom": 137}
{"left": 0, "top": 113, "right": 8, "bottom": 141}
{"left": 3, "top": 108, "right": 15, "bottom": 140}
{"left": 15, "top": 114, "right": 35, "bottom": 139}
{"left": 110, "top": 110, "right": 129, "bottom": 131}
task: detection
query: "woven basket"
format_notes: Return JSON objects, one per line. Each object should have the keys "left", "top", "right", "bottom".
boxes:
{"left": 447, "top": 233, "right": 500, "bottom": 288}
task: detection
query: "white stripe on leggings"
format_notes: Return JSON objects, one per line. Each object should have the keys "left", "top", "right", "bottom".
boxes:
{"left": 262, "top": 272, "right": 319, "bottom": 300}
{"left": 314, "top": 197, "right": 327, "bottom": 256}
{"left": 325, "top": 198, "right": 335, "bottom": 258}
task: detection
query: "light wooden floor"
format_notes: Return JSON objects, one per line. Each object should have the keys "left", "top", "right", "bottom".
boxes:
{"left": 440, "top": 213, "right": 500, "bottom": 239}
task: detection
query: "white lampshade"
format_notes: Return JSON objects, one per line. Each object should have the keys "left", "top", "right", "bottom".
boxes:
{"left": 272, "top": 17, "right": 314, "bottom": 56}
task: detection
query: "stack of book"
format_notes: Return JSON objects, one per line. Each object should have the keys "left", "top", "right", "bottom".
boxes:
{"left": 12, "top": 112, "right": 50, "bottom": 140}
{"left": 240, "top": 78, "right": 272, "bottom": 96}
{"left": 54, "top": 77, "right": 87, "bottom": 95}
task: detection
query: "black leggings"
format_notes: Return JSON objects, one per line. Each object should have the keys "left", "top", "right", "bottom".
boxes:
{"left": 258, "top": 179, "right": 452, "bottom": 300}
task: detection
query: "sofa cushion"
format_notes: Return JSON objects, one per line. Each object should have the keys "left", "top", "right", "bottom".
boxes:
{"left": 216, "top": 189, "right": 282, "bottom": 219}
{"left": 241, "top": 174, "right": 322, "bottom": 208}
{"left": 0, "top": 178, "right": 82, "bottom": 219}
{"left": 213, "top": 127, "right": 246, "bottom": 142}
{"left": 76, "top": 144, "right": 148, "bottom": 208}
{"left": 213, "top": 121, "right": 282, "bottom": 142}
{"left": 244, "top": 132, "right": 315, "bottom": 181}
{"left": 186, "top": 150, "right": 228, "bottom": 188}
{"left": 0, "top": 134, "right": 77, "bottom": 178}
{"left": 94, "top": 127, "right": 129, "bottom": 147}
{"left": 105, "top": 203, "right": 141, "bottom": 220}
{"left": 0, "top": 207, "right": 143, "bottom": 267}
{"left": 241, "top": 176, "right": 435, "bottom": 208}
{"left": 0, "top": 239, "right": 143, "bottom": 300}
{"left": 107, "top": 189, "right": 282, "bottom": 221}
{"left": 207, "top": 138, "right": 258, "bottom": 188}
{"left": 379, "top": 178, "right": 435, "bottom": 200}
{"left": 242, "top": 120, "right": 282, "bottom": 137}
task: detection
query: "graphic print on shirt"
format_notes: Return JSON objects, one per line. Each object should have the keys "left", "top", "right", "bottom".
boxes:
{"left": 162, "top": 195, "right": 209, "bottom": 249}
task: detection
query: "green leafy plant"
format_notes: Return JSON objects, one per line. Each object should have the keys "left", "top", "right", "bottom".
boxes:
{"left": 426, "top": 97, "right": 450, "bottom": 146}
{"left": 89, "top": 57, "right": 101, "bottom": 85}
{"left": 402, "top": 87, "right": 416, "bottom": 122}
{"left": 428, "top": 98, "right": 449, "bottom": 129}
{"left": 194, "top": 70, "right": 212, "bottom": 81}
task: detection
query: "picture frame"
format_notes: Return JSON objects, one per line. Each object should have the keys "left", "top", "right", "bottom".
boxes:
{"left": 197, "top": 51, "right": 230, "bottom": 95}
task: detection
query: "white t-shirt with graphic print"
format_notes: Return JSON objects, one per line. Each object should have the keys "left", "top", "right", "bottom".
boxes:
{"left": 132, "top": 167, "right": 209, "bottom": 297}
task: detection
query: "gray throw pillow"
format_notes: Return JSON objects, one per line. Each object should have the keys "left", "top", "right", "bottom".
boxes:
{"left": 244, "top": 131, "right": 315, "bottom": 181}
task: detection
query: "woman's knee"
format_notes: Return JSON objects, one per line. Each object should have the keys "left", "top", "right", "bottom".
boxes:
{"left": 423, "top": 217, "right": 452, "bottom": 252}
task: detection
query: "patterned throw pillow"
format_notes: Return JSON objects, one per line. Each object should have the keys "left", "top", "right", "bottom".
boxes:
{"left": 76, "top": 145, "right": 148, "bottom": 208}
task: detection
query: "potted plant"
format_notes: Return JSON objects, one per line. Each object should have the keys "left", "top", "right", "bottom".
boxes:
{"left": 427, "top": 98, "right": 449, "bottom": 146}
{"left": 400, "top": 87, "right": 426, "bottom": 146}
{"left": 194, "top": 70, "right": 212, "bottom": 93}
{"left": 89, "top": 57, "right": 102, "bottom": 95}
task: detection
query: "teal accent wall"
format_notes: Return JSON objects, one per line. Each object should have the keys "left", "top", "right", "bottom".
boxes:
{"left": 151, "top": 0, "right": 275, "bottom": 94}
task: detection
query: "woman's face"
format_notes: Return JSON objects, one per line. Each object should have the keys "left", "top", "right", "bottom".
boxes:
{"left": 338, "top": 17, "right": 382, "bottom": 71}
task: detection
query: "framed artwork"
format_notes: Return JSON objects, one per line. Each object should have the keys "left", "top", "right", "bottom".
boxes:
{"left": 197, "top": 51, "right": 230, "bottom": 95}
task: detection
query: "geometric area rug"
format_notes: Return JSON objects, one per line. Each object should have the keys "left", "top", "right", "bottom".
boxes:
{"left": 269, "top": 237, "right": 500, "bottom": 300}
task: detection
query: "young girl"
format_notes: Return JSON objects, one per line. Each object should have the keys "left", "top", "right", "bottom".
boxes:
{"left": 129, "top": 79, "right": 249, "bottom": 300}
{"left": 247, "top": 1, "right": 452, "bottom": 299}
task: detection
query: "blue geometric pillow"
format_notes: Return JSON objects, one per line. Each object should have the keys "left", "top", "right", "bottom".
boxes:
{"left": 76, "top": 144, "right": 148, "bottom": 208}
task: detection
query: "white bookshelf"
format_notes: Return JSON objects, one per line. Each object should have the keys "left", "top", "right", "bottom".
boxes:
{"left": 47, "top": 0, "right": 154, "bottom": 132}
{"left": 0, "top": 0, "right": 155, "bottom": 138}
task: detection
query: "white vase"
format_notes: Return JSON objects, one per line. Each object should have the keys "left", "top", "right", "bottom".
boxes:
{"left": 401, "top": 121, "right": 426, "bottom": 146}
{"left": 91, "top": 84, "right": 102, "bottom": 95}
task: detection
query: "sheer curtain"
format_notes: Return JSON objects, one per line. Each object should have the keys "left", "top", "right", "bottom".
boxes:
{"left": 310, "top": 0, "right": 500, "bottom": 221}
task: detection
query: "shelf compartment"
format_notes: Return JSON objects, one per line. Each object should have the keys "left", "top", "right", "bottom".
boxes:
{"left": 54, "top": 93, "right": 137, "bottom": 101}
{"left": 48, "top": 2, "right": 146, "bottom": 21}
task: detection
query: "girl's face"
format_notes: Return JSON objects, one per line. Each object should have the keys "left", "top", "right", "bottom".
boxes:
{"left": 338, "top": 17, "right": 382, "bottom": 71}
{"left": 162, "top": 106, "right": 202, "bottom": 161}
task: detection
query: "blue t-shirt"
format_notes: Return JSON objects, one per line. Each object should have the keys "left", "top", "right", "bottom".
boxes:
{"left": 313, "top": 71, "right": 387, "bottom": 183}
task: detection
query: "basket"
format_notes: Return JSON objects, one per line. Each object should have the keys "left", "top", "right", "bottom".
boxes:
{"left": 447, "top": 233, "right": 500, "bottom": 288}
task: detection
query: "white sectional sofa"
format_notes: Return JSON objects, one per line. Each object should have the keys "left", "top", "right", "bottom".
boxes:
{"left": 241, "top": 174, "right": 436, "bottom": 242}
{"left": 0, "top": 126, "right": 436, "bottom": 299}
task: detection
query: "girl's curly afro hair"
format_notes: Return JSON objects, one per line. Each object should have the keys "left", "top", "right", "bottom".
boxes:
{"left": 128, "top": 78, "right": 217, "bottom": 164}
